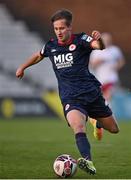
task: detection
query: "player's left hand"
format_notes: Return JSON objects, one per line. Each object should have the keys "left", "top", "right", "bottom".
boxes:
{"left": 91, "top": 30, "right": 101, "bottom": 40}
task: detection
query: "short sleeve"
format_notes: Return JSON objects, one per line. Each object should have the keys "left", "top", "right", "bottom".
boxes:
{"left": 40, "top": 43, "right": 49, "bottom": 57}
{"left": 79, "top": 33, "right": 94, "bottom": 50}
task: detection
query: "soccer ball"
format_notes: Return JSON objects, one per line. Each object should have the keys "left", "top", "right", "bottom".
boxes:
{"left": 53, "top": 154, "right": 77, "bottom": 178}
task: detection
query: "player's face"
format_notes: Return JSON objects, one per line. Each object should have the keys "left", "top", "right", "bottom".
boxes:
{"left": 53, "top": 19, "right": 72, "bottom": 43}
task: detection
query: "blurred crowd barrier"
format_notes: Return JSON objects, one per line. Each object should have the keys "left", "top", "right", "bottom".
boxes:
{"left": 0, "top": 97, "right": 57, "bottom": 119}
{"left": 111, "top": 90, "right": 131, "bottom": 120}
{"left": 0, "top": 90, "right": 131, "bottom": 120}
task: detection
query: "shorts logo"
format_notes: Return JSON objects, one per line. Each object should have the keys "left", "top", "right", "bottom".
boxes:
{"left": 65, "top": 104, "right": 70, "bottom": 111}
{"left": 69, "top": 44, "right": 76, "bottom": 51}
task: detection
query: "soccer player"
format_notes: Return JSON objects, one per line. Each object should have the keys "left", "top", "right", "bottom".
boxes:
{"left": 16, "top": 9, "right": 119, "bottom": 175}
{"left": 89, "top": 32, "right": 125, "bottom": 140}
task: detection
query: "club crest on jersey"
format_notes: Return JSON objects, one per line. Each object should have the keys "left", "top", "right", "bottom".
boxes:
{"left": 69, "top": 44, "right": 76, "bottom": 51}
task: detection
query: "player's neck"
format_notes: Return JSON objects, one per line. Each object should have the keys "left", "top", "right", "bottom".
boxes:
{"left": 58, "top": 34, "right": 75, "bottom": 46}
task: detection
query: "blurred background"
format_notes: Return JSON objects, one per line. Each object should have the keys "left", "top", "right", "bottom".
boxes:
{"left": 0, "top": 0, "right": 131, "bottom": 120}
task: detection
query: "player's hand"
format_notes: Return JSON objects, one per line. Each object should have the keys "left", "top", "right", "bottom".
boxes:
{"left": 16, "top": 67, "right": 24, "bottom": 79}
{"left": 91, "top": 30, "right": 101, "bottom": 40}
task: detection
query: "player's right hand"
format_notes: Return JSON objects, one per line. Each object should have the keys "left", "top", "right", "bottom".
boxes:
{"left": 16, "top": 67, "right": 24, "bottom": 79}
{"left": 91, "top": 30, "right": 101, "bottom": 40}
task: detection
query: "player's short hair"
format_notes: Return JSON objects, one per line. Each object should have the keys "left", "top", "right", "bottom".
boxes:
{"left": 51, "top": 9, "right": 73, "bottom": 26}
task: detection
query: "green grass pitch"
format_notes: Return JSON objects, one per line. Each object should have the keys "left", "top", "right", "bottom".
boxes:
{"left": 0, "top": 118, "right": 131, "bottom": 179}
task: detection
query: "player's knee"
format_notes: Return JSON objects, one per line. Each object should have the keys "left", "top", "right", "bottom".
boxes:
{"left": 72, "top": 124, "right": 86, "bottom": 134}
{"left": 77, "top": 125, "right": 85, "bottom": 133}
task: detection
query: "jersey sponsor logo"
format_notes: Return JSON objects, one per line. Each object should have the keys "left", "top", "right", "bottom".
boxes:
{"left": 81, "top": 34, "right": 93, "bottom": 42}
{"left": 69, "top": 44, "right": 76, "bottom": 51}
{"left": 54, "top": 53, "right": 73, "bottom": 69}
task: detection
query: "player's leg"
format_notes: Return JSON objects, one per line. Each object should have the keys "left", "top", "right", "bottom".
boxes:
{"left": 90, "top": 115, "right": 119, "bottom": 137}
{"left": 89, "top": 84, "right": 114, "bottom": 140}
{"left": 66, "top": 109, "right": 96, "bottom": 174}
{"left": 97, "top": 115, "right": 119, "bottom": 133}
{"left": 98, "top": 85, "right": 119, "bottom": 133}
{"left": 66, "top": 110, "right": 91, "bottom": 160}
{"left": 89, "top": 117, "right": 103, "bottom": 140}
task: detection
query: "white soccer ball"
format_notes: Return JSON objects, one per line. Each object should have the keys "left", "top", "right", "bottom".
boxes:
{"left": 53, "top": 154, "right": 77, "bottom": 178}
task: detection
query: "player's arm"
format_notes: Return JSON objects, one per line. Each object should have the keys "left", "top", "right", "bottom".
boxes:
{"left": 16, "top": 51, "right": 44, "bottom": 79}
{"left": 91, "top": 30, "right": 105, "bottom": 50}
